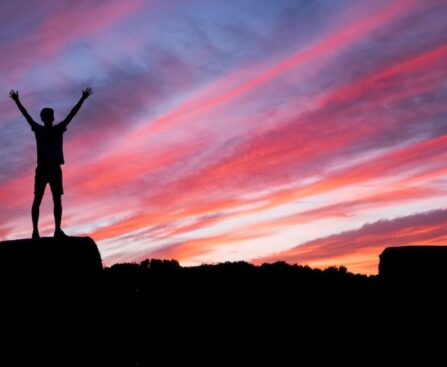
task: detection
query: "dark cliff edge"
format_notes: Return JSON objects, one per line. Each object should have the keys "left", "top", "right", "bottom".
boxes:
{"left": 0, "top": 236, "right": 102, "bottom": 277}
{"left": 0, "top": 237, "right": 105, "bottom": 365}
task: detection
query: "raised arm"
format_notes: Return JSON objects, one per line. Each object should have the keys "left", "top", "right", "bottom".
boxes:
{"left": 60, "top": 87, "right": 93, "bottom": 128}
{"left": 9, "top": 90, "right": 37, "bottom": 127}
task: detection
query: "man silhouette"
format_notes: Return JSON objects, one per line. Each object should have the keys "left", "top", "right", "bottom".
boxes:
{"left": 9, "top": 87, "right": 93, "bottom": 239}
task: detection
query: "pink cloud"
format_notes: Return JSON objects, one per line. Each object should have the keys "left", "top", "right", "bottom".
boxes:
{"left": 129, "top": 0, "right": 417, "bottom": 140}
{"left": 3, "top": 0, "right": 447, "bottom": 271}
{"left": 81, "top": 38, "right": 447, "bottom": 246}
{"left": 254, "top": 208, "right": 447, "bottom": 275}
{"left": 0, "top": 0, "right": 146, "bottom": 83}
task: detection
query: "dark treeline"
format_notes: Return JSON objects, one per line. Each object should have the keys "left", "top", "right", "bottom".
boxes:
{"left": 117, "top": 260, "right": 445, "bottom": 365}
{"left": 2, "top": 258, "right": 446, "bottom": 366}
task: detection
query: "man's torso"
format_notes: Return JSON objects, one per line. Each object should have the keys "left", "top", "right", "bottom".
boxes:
{"left": 32, "top": 123, "right": 67, "bottom": 166}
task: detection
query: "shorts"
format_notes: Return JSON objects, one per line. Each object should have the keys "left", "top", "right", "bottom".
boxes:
{"left": 34, "top": 164, "right": 64, "bottom": 196}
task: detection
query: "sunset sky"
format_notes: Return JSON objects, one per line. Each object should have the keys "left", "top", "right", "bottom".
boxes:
{"left": 1, "top": 0, "right": 447, "bottom": 274}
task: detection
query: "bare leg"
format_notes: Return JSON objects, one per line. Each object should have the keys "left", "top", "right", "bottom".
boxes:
{"left": 53, "top": 193, "right": 62, "bottom": 231}
{"left": 32, "top": 189, "right": 44, "bottom": 237}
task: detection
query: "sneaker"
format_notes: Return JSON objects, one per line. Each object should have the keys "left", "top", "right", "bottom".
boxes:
{"left": 32, "top": 230, "right": 40, "bottom": 240}
{"left": 54, "top": 229, "right": 68, "bottom": 238}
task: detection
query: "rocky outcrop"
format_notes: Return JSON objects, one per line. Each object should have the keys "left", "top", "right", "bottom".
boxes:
{"left": 0, "top": 236, "right": 102, "bottom": 279}
{"left": 0, "top": 236, "right": 104, "bottom": 365}
{"left": 379, "top": 245, "right": 447, "bottom": 282}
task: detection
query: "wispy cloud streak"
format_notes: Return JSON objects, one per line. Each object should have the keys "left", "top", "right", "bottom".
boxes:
{"left": 1, "top": 0, "right": 447, "bottom": 274}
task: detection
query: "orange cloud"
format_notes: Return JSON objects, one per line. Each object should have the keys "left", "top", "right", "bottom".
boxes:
{"left": 254, "top": 209, "right": 447, "bottom": 275}
{"left": 90, "top": 196, "right": 249, "bottom": 241}
{"left": 145, "top": 226, "right": 272, "bottom": 262}
{"left": 86, "top": 92, "right": 447, "bottom": 246}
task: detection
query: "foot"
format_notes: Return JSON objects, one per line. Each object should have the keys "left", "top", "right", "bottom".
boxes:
{"left": 32, "top": 230, "right": 40, "bottom": 240}
{"left": 54, "top": 229, "right": 68, "bottom": 238}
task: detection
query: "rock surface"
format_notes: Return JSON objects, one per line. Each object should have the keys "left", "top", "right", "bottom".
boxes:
{"left": 0, "top": 236, "right": 102, "bottom": 279}
{"left": 379, "top": 245, "right": 447, "bottom": 282}
{"left": 0, "top": 236, "right": 104, "bottom": 365}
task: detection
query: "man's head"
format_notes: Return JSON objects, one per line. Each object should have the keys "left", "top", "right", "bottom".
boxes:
{"left": 40, "top": 107, "right": 54, "bottom": 126}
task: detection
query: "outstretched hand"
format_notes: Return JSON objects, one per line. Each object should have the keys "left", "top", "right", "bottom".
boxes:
{"left": 9, "top": 89, "right": 19, "bottom": 101}
{"left": 82, "top": 87, "right": 93, "bottom": 99}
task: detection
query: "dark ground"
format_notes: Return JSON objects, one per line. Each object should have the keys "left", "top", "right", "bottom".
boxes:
{"left": 0, "top": 239, "right": 446, "bottom": 366}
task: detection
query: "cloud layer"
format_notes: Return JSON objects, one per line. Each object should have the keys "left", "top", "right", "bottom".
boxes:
{"left": 1, "top": 0, "right": 447, "bottom": 274}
